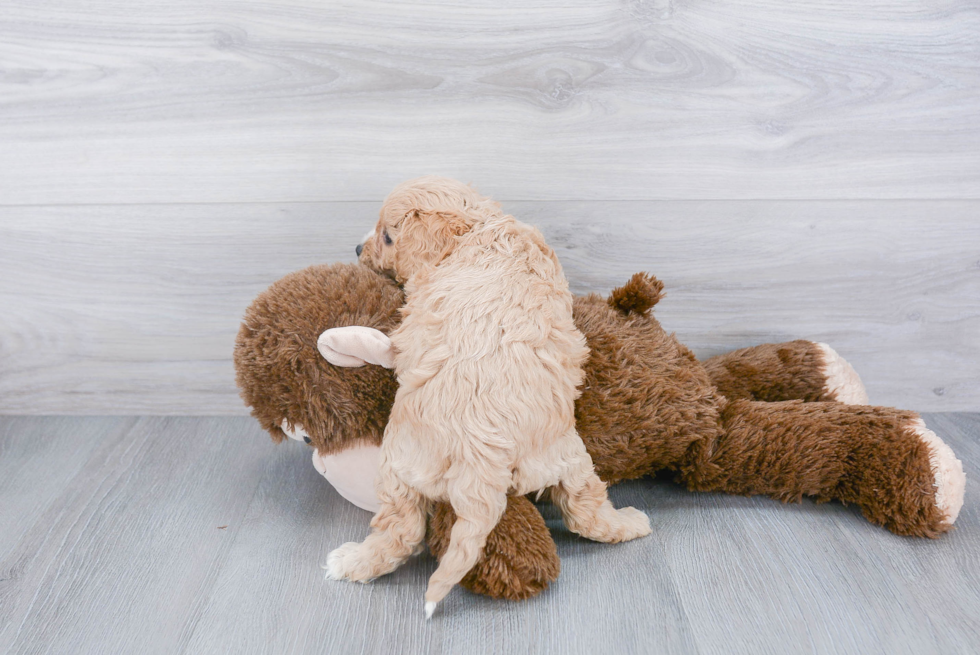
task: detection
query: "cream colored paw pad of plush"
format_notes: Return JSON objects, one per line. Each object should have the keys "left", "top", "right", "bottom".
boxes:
{"left": 909, "top": 418, "right": 966, "bottom": 526}
{"left": 816, "top": 342, "right": 870, "bottom": 405}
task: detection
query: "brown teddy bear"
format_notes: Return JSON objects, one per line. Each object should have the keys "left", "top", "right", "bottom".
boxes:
{"left": 234, "top": 262, "right": 965, "bottom": 600}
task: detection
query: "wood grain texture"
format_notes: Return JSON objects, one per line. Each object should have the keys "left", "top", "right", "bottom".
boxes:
{"left": 0, "top": 417, "right": 275, "bottom": 655}
{"left": 0, "top": 417, "right": 115, "bottom": 562}
{"left": 1, "top": 201, "right": 977, "bottom": 413}
{"left": 1, "top": 0, "right": 978, "bottom": 204}
{"left": 0, "top": 415, "right": 977, "bottom": 654}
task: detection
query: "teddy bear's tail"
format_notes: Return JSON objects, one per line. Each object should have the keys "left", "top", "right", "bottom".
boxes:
{"left": 678, "top": 399, "right": 965, "bottom": 538}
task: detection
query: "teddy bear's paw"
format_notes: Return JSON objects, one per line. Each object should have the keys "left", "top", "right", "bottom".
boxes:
{"left": 608, "top": 506, "right": 653, "bottom": 543}
{"left": 908, "top": 418, "right": 966, "bottom": 527}
{"left": 322, "top": 542, "right": 376, "bottom": 583}
{"left": 816, "top": 343, "right": 870, "bottom": 405}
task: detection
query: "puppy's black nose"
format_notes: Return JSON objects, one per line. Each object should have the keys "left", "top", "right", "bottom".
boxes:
{"left": 355, "top": 244, "right": 363, "bottom": 257}
{"left": 303, "top": 436, "right": 311, "bottom": 444}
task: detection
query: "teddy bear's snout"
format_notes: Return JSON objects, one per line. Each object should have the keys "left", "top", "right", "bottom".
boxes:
{"left": 355, "top": 243, "right": 363, "bottom": 257}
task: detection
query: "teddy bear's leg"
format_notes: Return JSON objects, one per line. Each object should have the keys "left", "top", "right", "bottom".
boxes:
{"left": 427, "top": 496, "right": 560, "bottom": 601}
{"left": 324, "top": 463, "right": 429, "bottom": 583}
{"left": 680, "top": 399, "right": 965, "bottom": 537}
{"left": 702, "top": 340, "right": 869, "bottom": 404}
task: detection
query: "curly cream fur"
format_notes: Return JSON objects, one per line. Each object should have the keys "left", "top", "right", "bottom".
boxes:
{"left": 330, "top": 177, "right": 650, "bottom": 612}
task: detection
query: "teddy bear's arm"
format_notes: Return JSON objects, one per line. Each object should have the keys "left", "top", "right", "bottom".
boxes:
{"left": 702, "top": 340, "right": 869, "bottom": 405}
{"left": 317, "top": 326, "right": 395, "bottom": 368}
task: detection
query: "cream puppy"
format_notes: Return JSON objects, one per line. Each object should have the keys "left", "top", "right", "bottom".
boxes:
{"left": 326, "top": 177, "right": 651, "bottom": 617}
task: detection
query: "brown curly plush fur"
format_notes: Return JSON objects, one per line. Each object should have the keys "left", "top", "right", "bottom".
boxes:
{"left": 684, "top": 400, "right": 949, "bottom": 537}
{"left": 234, "top": 262, "right": 962, "bottom": 600}
{"left": 702, "top": 341, "right": 837, "bottom": 403}
{"left": 235, "top": 264, "right": 403, "bottom": 455}
{"left": 607, "top": 272, "right": 664, "bottom": 316}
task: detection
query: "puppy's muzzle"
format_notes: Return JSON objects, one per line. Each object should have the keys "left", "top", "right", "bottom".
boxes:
{"left": 355, "top": 243, "right": 363, "bottom": 257}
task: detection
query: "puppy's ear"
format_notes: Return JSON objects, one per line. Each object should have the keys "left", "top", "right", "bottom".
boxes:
{"left": 392, "top": 209, "right": 474, "bottom": 281}
{"left": 430, "top": 209, "right": 474, "bottom": 239}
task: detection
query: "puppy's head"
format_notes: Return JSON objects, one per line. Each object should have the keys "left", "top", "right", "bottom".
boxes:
{"left": 358, "top": 176, "right": 501, "bottom": 283}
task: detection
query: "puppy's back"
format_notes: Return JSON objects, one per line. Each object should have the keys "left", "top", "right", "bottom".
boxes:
{"left": 391, "top": 216, "right": 587, "bottom": 414}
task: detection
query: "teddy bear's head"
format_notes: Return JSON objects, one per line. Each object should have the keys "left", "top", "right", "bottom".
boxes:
{"left": 234, "top": 263, "right": 404, "bottom": 455}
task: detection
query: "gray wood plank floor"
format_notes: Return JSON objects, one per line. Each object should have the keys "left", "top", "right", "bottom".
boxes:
{"left": 1, "top": 415, "right": 976, "bottom": 655}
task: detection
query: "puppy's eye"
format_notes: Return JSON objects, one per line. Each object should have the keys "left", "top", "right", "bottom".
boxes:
{"left": 383, "top": 231, "right": 393, "bottom": 246}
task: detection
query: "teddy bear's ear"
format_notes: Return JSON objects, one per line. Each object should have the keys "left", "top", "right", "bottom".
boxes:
{"left": 608, "top": 272, "right": 664, "bottom": 316}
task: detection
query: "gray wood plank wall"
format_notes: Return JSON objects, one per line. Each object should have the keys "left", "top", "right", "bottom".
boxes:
{"left": 1, "top": 1, "right": 978, "bottom": 413}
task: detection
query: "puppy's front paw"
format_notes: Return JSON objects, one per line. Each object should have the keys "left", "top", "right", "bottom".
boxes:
{"left": 613, "top": 507, "right": 652, "bottom": 542}
{"left": 322, "top": 542, "right": 375, "bottom": 583}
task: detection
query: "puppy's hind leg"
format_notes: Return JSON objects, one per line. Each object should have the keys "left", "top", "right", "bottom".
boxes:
{"left": 423, "top": 471, "right": 508, "bottom": 618}
{"left": 325, "top": 461, "right": 429, "bottom": 583}
{"left": 551, "top": 438, "right": 652, "bottom": 543}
